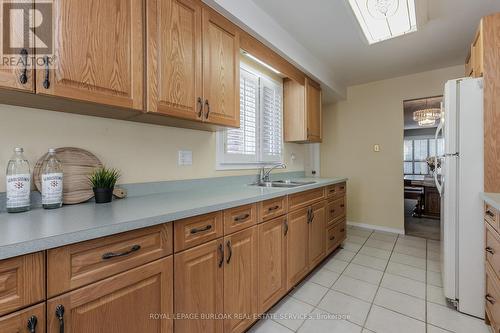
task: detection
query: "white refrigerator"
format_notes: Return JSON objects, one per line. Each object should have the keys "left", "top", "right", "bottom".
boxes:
{"left": 434, "top": 77, "right": 484, "bottom": 318}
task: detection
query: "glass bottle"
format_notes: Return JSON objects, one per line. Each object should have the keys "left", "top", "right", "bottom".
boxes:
{"left": 41, "top": 149, "right": 63, "bottom": 209}
{"left": 6, "top": 147, "right": 31, "bottom": 213}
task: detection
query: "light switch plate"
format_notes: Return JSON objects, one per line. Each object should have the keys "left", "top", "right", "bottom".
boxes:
{"left": 178, "top": 150, "right": 193, "bottom": 166}
{"left": 374, "top": 144, "right": 381, "bottom": 152}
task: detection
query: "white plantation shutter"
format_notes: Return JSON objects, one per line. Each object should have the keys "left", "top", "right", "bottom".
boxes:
{"left": 223, "top": 69, "right": 258, "bottom": 162}
{"left": 260, "top": 78, "right": 283, "bottom": 162}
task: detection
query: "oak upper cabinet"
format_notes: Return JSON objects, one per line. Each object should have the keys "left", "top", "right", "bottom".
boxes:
{"left": 466, "top": 20, "right": 484, "bottom": 78}
{"left": 258, "top": 216, "right": 287, "bottom": 313}
{"left": 286, "top": 207, "right": 310, "bottom": 289}
{"left": 284, "top": 77, "right": 322, "bottom": 143}
{"left": 174, "top": 239, "right": 224, "bottom": 333}
{"left": 146, "top": 0, "right": 240, "bottom": 127}
{"left": 147, "top": 0, "right": 203, "bottom": 120}
{"left": 223, "top": 227, "right": 258, "bottom": 333}
{"left": 308, "top": 201, "right": 326, "bottom": 268}
{"left": 36, "top": 0, "right": 144, "bottom": 110}
{"left": 0, "top": 0, "right": 35, "bottom": 92}
{"left": 201, "top": 6, "right": 240, "bottom": 127}
{"left": 47, "top": 257, "right": 173, "bottom": 333}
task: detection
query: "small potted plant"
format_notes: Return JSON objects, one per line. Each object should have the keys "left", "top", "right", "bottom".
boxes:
{"left": 89, "top": 167, "right": 120, "bottom": 204}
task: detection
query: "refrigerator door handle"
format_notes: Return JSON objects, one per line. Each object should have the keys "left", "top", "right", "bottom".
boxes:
{"left": 435, "top": 118, "right": 444, "bottom": 196}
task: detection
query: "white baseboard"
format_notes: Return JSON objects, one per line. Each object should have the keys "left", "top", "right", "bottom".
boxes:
{"left": 347, "top": 221, "right": 405, "bottom": 235}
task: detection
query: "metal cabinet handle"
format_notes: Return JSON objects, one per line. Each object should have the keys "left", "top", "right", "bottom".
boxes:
{"left": 307, "top": 207, "right": 311, "bottom": 224}
{"left": 19, "top": 48, "right": 28, "bottom": 84}
{"left": 329, "top": 189, "right": 335, "bottom": 193}
{"left": 27, "top": 315, "right": 37, "bottom": 333}
{"left": 340, "top": 204, "right": 345, "bottom": 208}
{"left": 268, "top": 205, "right": 280, "bottom": 212}
{"left": 55, "top": 305, "right": 65, "bottom": 333}
{"left": 234, "top": 213, "right": 250, "bottom": 222}
{"left": 197, "top": 97, "right": 203, "bottom": 118}
{"left": 226, "top": 240, "right": 232, "bottom": 264}
{"left": 486, "top": 294, "right": 496, "bottom": 304}
{"left": 486, "top": 247, "right": 495, "bottom": 255}
{"left": 329, "top": 236, "right": 336, "bottom": 241}
{"left": 310, "top": 210, "right": 315, "bottom": 223}
{"left": 204, "top": 99, "right": 210, "bottom": 119}
{"left": 218, "top": 243, "right": 224, "bottom": 268}
{"left": 486, "top": 210, "right": 496, "bottom": 218}
{"left": 43, "top": 56, "right": 50, "bottom": 89}
{"left": 330, "top": 209, "right": 335, "bottom": 214}
{"left": 102, "top": 245, "right": 141, "bottom": 260}
{"left": 340, "top": 228, "right": 345, "bottom": 232}
{"left": 190, "top": 225, "right": 212, "bottom": 234}
{"left": 284, "top": 219, "right": 289, "bottom": 236}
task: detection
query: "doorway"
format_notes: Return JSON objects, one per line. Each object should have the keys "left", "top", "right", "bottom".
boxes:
{"left": 403, "top": 96, "right": 443, "bottom": 240}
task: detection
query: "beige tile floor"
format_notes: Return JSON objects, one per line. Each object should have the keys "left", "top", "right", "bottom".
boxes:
{"left": 248, "top": 225, "right": 491, "bottom": 333}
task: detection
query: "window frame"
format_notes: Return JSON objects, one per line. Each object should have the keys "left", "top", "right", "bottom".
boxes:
{"left": 216, "top": 63, "right": 284, "bottom": 170}
{"left": 404, "top": 136, "right": 444, "bottom": 176}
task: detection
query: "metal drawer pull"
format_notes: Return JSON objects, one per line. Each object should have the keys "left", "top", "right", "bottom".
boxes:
{"left": 226, "top": 240, "right": 232, "bottom": 264}
{"left": 102, "top": 245, "right": 141, "bottom": 260}
{"left": 43, "top": 56, "right": 50, "bottom": 89}
{"left": 27, "top": 315, "right": 37, "bottom": 333}
{"left": 218, "top": 243, "right": 224, "bottom": 268}
{"left": 329, "top": 236, "right": 336, "bottom": 241}
{"left": 330, "top": 209, "right": 335, "bottom": 214}
{"left": 55, "top": 305, "right": 65, "bottom": 333}
{"left": 340, "top": 204, "right": 345, "bottom": 208}
{"left": 284, "top": 219, "right": 289, "bottom": 236}
{"left": 486, "top": 210, "right": 496, "bottom": 218}
{"left": 234, "top": 213, "right": 250, "bottom": 222}
{"left": 329, "top": 189, "right": 335, "bottom": 193}
{"left": 340, "top": 228, "right": 345, "bottom": 232}
{"left": 20, "top": 48, "right": 28, "bottom": 84}
{"left": 190, "top": 225, "right": 212, "bottom": 234}
{"left": 197, "top": 97, "right": 203, "bottom": 118}
{"left": 268, "top": 205, "right": 280, "bottom": 212}
{"left": 486, "top": 247, "right": 495, "bottom": 254}
{"left": 486, "top": 294, "right": 496, "bottom": 304}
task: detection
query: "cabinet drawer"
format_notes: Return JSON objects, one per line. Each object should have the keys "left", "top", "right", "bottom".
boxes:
{"left": 174, "top": 211, "right": 223, "bottom": 252}
{"left": 0, "top": 303, "right": 45, "bottom": 333}
{"left": 326, "top": 225, "right": 337, "bottom": 254}
{"left": 486, "top": 203, "right": 500, "bottom": 231}
{"left": 258, "top": 196, "right": 288, "bottom": 223}
{"left": 486, "top": 263, "right": 500, "bottom": 329}
{"left": 336, "top": 220, "right": 347, "bottom": 243}
{"left": 289, "top": 187, "right": 325, "bottom": 211}
{"left": 327, "top": 197, "right": 346, "bottom": 226}
{"left": 224, "top": 204, "right": 257, "bottom": 235}
{"left": 486, "top": 222, "right": 500, "bottom": 280}
{"left": 326, "top": 182, "right": 346, "bottom": 199}
{"left": 48, "top": 224, "right": 172, "bottom": 297}
{"left": 0, "top": 252, "right": 45, "bottom": 316}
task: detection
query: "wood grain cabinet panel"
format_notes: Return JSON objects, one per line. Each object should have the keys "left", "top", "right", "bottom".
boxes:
{"left": 174, "top": 211, "right": 223, "bottom": 252}
{"left": 0, "top": 303, "right": 45, "bottom": 333}
{"left": 47, "top": 257, "right": 173, "bottom": 333}
{"left": 306, "top": 78, "right": 322, "bottom": 142}
{"left": 0, "top": 0, "right": 35, "bottom": 92}
{"left": 286, "top": 207, "right": 309, "bottom": 289}
{"left": 223, "top": 226, "right": 258, "bottom": 333}
{"left": 308, "top": 201, "right": 326, "bottom": 268}
{"left": 223, "top": 204, "right": 257, "bottom": 235}
{"left": 174, "top": 239, "right": 224, "bottom": 333}
{"left": 258, "top": 216, "right": 287, "bottom": 313}
{"left": 47, "top": 223, "right": 172, "bottom": 297}
{"left": 36, "top": 0, "right": 144, "bottom": 110}
{"left": 258, "top": 196, "right": 288, "bottom": 223}
{"left": 147, "top": 0, "right": 203, "bottom": 120}
{"left": 288, "top": 187, "right": 325, "bottom": 212}
{"left": 327, "top": 197, "right": 346, "bottom": 227}
{"left": 201, "top": 6, "right": 240, "bottom": 127}
{"left": 486, "top": 263, "right": 500, "bottom": 332}
{"left": 0, "top": 252, "right": 45, "bottom": 317}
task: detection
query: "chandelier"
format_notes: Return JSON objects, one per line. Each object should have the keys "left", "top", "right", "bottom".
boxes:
{"left": 413, "top": 108, "right": 441, "bottom": 127}
{"left": 367, "top": 0, "right": 399, "bottom": 19}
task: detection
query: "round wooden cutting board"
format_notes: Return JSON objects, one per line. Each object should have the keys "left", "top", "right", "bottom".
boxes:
{"left": 33, "top": 147, "right": 103, "bottom": 205}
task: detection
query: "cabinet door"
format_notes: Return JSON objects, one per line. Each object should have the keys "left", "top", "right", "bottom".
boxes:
{"left": 174, "top": 239, "right": 224, "bottom": 333}
{"left": 47, "top": 257, "right": 173, "bottom": 333}
{"left": 202, "top": 6, "right": 240, "bottom": 127}
{"left": 36, "top": 0, "right": 144, "bottom": 110}
{"left": 286, "top": 207, "right": 309, "bottom": 289}
{"left": 0, "top": 303, "right": 45, "bottom": 333}
{"left": 258, "top": 216, "right": 287, "bottom": 313}
{"left": 309, "top": 201, "right": 326, "bottom": 268}
{"left": 224, "top": 227, "right": 258, "bottom": 333}
{"left": 0, "top": 0, "right": 34, "bottom": 92}
{"left": 147, "top": 0, "right": 203, "bottom": 120}
{"left": 306, "top": 78, "right": 322, "bottom": 142}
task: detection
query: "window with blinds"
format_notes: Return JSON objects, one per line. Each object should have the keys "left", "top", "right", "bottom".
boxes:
{"left": 217, "top": 65, "right": 283, "bottom": 168}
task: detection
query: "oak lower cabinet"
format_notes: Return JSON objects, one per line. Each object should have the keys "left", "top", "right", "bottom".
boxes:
{"left": 257, "top": 216, "right": 287, "bottom": 313}
{"left": 0, "top": 303, "right": 45, "bottom": 333}
{"left": 308, "top": 201, "right": 326, "bottom": 268}
{"left": 47, "top": 257, "right": 173, "bottom": 333}
{"left": 286, "top": 207, "right": 310, "bottom": 289}
{"left": 37, "top": 0, "right": 144, "bottom": 110}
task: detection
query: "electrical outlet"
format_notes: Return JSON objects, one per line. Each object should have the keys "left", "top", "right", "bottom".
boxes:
{"left": 178, "top": 150, "right": 193, "bottom": 166}
{"left": 374, "top": 144, "right": 381, "bottom": 152}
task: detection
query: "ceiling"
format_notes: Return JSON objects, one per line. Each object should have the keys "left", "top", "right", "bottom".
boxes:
{"left": 404, "top": 96, "right": 442, "bottom": 129}
{"left": 250, "top": 0, "right": 500, "bottom": 87}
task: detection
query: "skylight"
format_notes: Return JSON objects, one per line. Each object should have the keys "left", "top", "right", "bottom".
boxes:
{"left": 348, "top": 0, "right": 417, "bottom": 44}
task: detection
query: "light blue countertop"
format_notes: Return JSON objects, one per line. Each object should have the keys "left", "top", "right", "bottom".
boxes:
{"left": 482, "top": 192, "right": 500, "bottom": 211}
{"left": 0, "top": 177, "right": 347, "bottom": 260}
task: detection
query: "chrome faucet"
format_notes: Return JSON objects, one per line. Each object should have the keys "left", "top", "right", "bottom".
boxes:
{"left": 259, "top": 163, "right": 287, "bottom": 183}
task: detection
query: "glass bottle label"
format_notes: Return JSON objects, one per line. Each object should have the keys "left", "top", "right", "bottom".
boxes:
{"left": 42, "top": 173, "right": 63, "bottom": 205}
{"left": 6, "top": 174, "right": 31, "bottom": 208}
